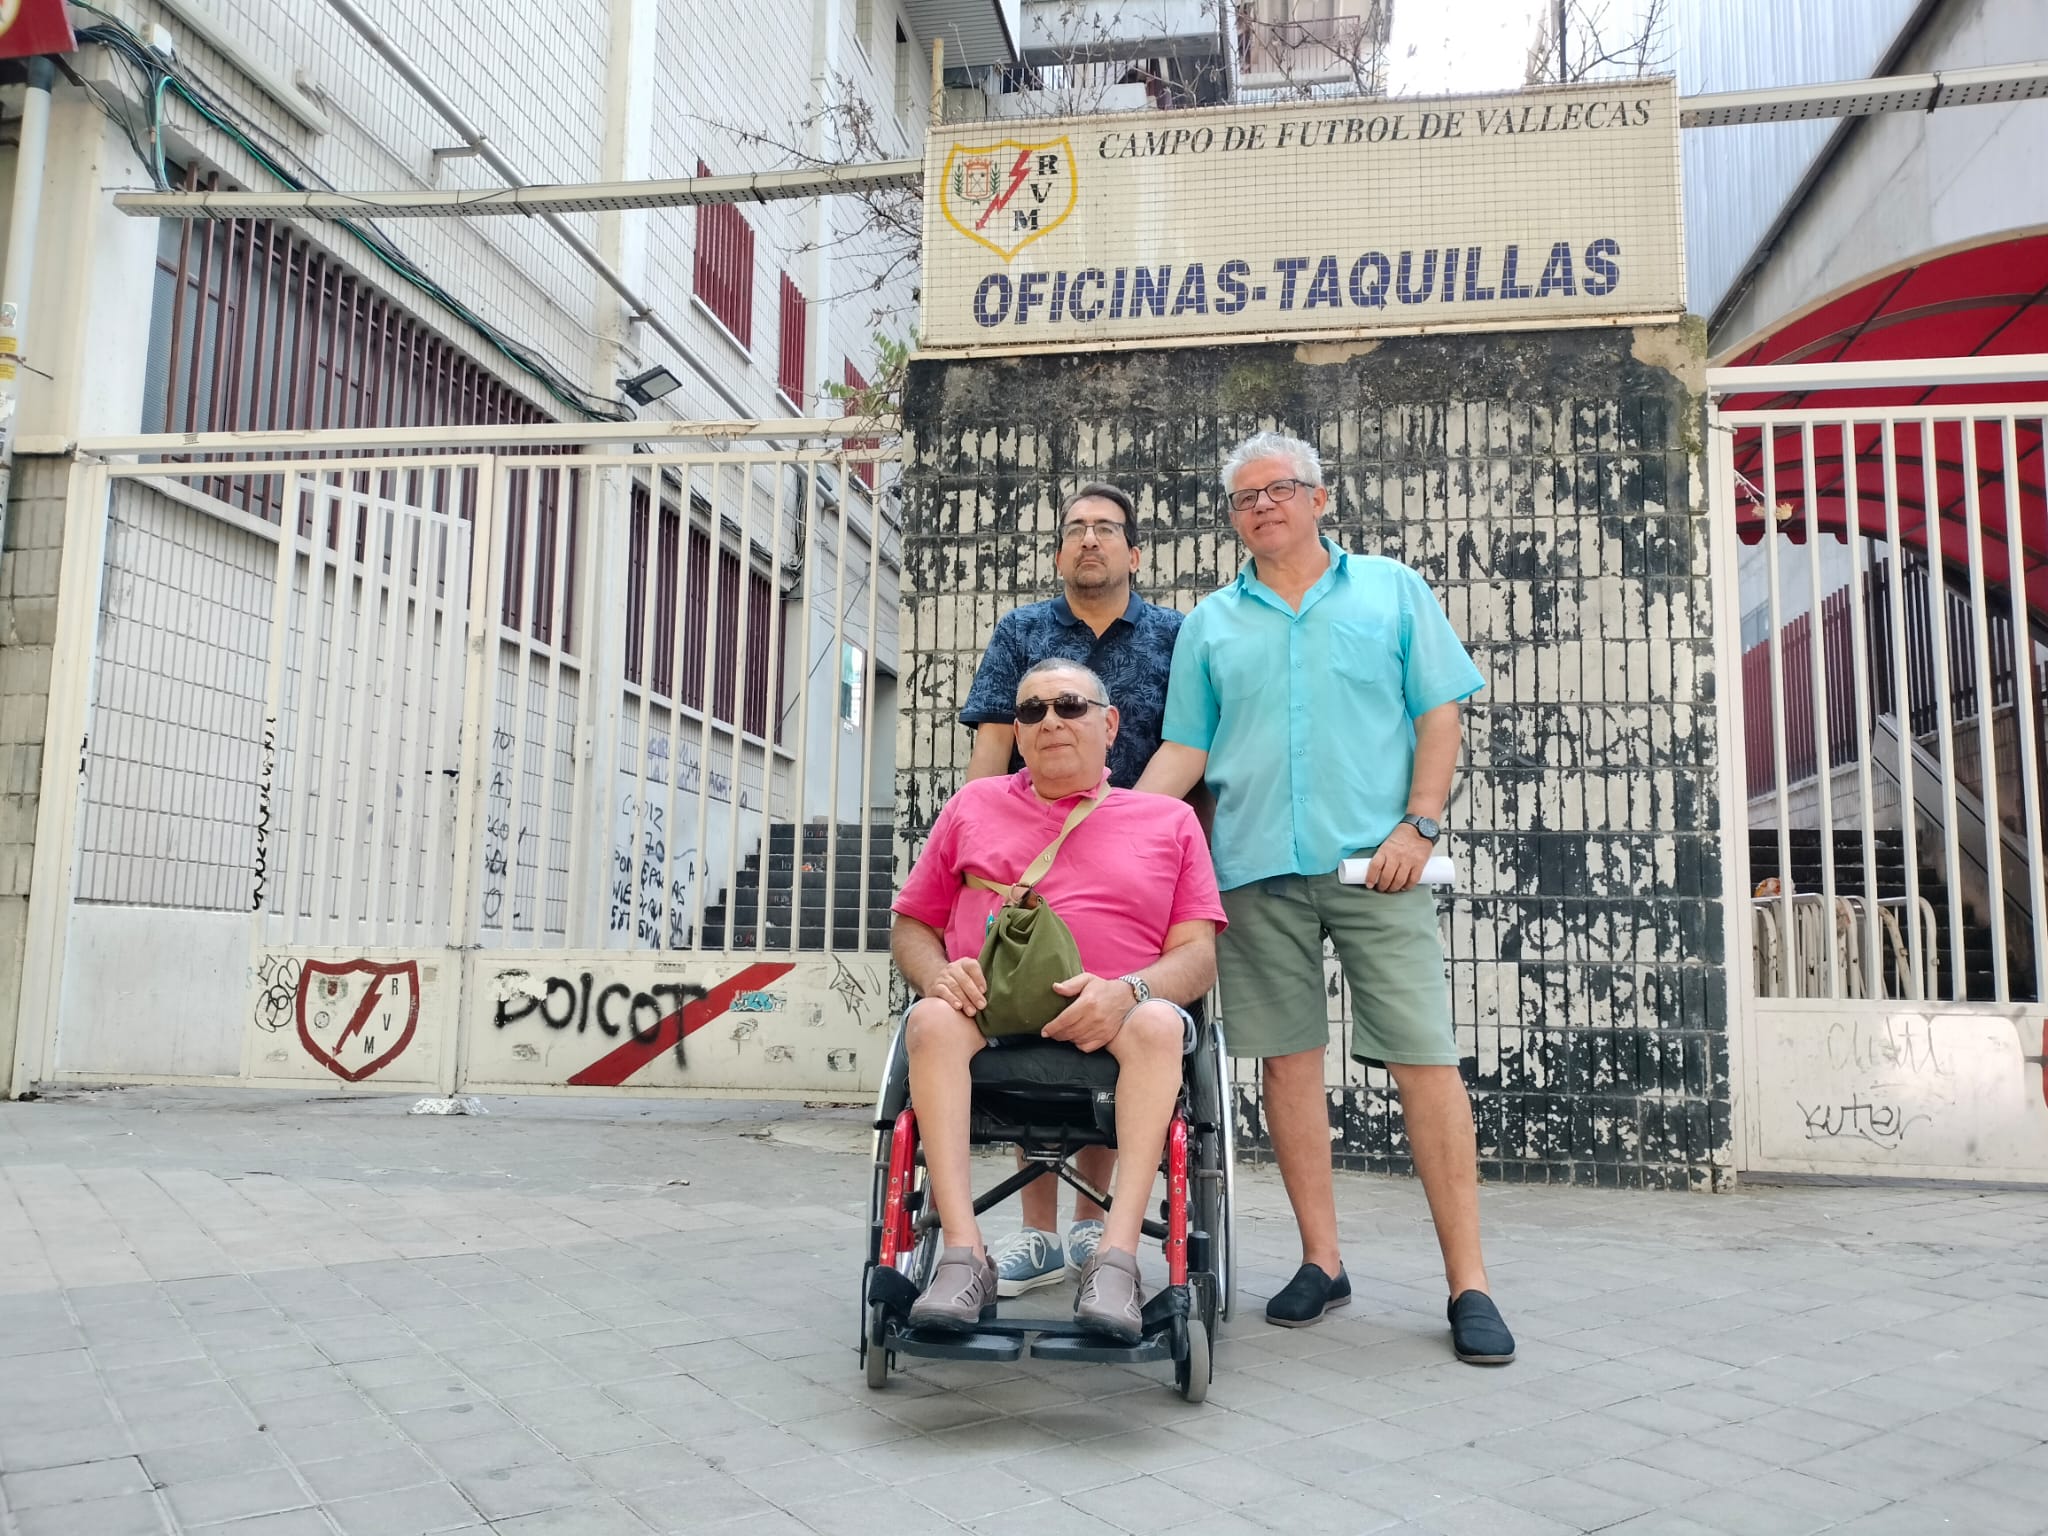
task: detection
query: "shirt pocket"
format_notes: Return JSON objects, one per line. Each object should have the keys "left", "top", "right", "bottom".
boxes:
{"left": 1324, "top": 618, "right": 1395, "bottom": 689}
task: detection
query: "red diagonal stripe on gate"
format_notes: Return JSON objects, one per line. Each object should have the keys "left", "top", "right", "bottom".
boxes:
{"left": 567, "top": 962, "right": 796, "bottom": 1088}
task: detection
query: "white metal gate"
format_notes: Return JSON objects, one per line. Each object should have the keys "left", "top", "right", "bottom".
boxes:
{"left": 10, "top": 419, "right": 903, "bottom": 1099}
{"left": 1711, "top": 357, "right": 2048, "bottom": 1181}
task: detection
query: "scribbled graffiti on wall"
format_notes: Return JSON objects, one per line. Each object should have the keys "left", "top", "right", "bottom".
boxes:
{"left": 1761, "top": 1010, "right": 2048, "bottom": 1177}
{"left": 250, "top": 953, "right": 302, "bottom": 1033}
{"left": 252, "top": 717, "right": 277, "bottom": 912}
{"left": 608, "top": 794, "right": 702, "bottom": 949}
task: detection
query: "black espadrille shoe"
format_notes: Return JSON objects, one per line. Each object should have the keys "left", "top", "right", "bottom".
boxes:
{"left": 1265, "top": 1263, "right": 1351, "bottom": 1327}
{"left": 1447, "top": 1290, "right": 1515, "bottom": 1364}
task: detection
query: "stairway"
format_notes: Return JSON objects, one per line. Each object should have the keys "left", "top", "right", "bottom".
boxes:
{"left": 1747, "top": 828, "right": 2033, "bottom": 1001}
{"left": 700, "top": 818, "right": 896, "bottom": 951}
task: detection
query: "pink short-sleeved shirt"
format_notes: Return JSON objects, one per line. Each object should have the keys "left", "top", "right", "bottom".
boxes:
{"left": 892, "top": 770, "right": 1226, "bottom": 978}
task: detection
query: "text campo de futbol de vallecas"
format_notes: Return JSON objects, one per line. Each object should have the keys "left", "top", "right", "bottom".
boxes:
{"left": 961, "top": 96, "right": 1659, "bottom": 328}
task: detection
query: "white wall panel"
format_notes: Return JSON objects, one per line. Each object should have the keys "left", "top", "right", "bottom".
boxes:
{"left": 56, "top": 906, "right": 249, "bottom": 1078}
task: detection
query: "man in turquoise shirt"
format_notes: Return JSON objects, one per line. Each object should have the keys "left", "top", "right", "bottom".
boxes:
{"left": 1138, "top": 430, "right": 1514, "bottom": 1365}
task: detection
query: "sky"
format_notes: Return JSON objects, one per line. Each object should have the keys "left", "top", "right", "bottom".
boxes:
{"left": 1387, "top": 0, "right": 1547, "bottom": 97}
{"left": 1384, "top": 0, "right": 1667, "bottom": 98}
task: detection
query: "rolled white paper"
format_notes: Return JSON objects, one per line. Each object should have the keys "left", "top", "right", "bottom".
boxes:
{"left": 1337, "top": 855, "right": 1457, "bottom": 888}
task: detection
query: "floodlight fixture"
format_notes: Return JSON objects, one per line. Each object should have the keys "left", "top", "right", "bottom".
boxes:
{"left": 621, "top": 364, "right": 682, "bottom": 406}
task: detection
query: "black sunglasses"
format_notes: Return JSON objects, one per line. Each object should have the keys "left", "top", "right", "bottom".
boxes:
{"left": 1014, "top": 693, "right": 1109, "bottom": 725}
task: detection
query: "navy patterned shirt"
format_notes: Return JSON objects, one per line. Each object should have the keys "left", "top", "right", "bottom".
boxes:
{"left": 961, "top": 592, "right": 1184, "bottom": 788}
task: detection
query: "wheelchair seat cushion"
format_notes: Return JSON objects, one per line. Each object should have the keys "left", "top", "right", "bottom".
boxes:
{"left": 970, "top": 1039, "right": 1120, "bottom": 1095}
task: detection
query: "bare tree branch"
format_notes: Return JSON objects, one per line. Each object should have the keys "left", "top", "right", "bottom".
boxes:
{"left": 1526, "top": 0, "right": 1670, "bottom": 85}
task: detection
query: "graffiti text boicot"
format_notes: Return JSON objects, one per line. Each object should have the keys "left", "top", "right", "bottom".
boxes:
{"left": 493, "top": 969, "right": 709, "bottom": 1067}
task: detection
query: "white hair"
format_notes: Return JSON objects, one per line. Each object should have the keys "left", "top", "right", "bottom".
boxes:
{"left": 1222, "top": 430, "right": 1322, "bottom": 493}
{"left": 1017, "top": 658, "right": 1109, "bottom": 704}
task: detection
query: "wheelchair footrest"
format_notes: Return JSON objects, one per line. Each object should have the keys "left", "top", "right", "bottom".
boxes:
{"left": 1029, "top": 1330, "right": 1172, "bottom": 1364}
{"left": 887, "top": 1327, "right": 1023, "bottom": 1362}
{"left": 881, "top": 1286, "right": 1191, "bottom": 1368}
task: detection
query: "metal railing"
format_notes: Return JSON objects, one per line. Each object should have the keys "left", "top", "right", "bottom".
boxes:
{"left": 1714, "top": 369, "right": 2048, "bottom": 1006}
{"left": 61, "top": 420, "right": 902, "bottom": 959}
{"left": 1753, "top": 893, "right": 1940, "bottom": 1001}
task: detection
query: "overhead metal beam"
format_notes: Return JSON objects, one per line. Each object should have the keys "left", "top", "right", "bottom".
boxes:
{"left": 114, "top": 160, "right": 926, "bottom": 222}
{"left": 1678, "top": 59, "right": 2048, "bottom": 128}
{"left": 73, "top": 415, "right": 895, "bottom": 457}
{"left": 110, "top": 61, "right": 2048, "bottom": 222}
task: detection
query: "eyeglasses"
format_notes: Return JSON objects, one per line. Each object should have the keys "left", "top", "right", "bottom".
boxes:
{"left": 1014, "top": 693, "right": 1109, "bottom": 725}
{"left": 1227, "top": 478, "right": 1314, "bottom": 513}
{"left": 1060, "top": 519, "right": 1129, "bottom": 544}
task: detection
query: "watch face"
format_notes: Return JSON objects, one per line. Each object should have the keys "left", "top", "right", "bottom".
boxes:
{"left": 1410, "top": 816, "right": 1439, "bottom": 840}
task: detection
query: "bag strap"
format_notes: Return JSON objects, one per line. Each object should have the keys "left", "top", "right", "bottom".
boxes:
{"left": 964, "top": 781, "right": 1107, "bottom": 905}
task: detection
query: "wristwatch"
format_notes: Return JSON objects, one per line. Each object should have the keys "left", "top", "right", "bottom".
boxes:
{"left": 1400, "top": 814, "right": 1442, "bottom": 843}
{"left": 1119, "top": 973, "right": 1152, "bottom": 1006}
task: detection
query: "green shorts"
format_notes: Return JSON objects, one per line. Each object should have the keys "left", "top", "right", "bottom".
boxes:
{"left": 1216, "top": 871, "right": 1459, "bottom": 1066}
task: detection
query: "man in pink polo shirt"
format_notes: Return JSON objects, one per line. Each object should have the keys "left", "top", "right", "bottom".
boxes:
{"left": 889, "top": 659, "right": 1224, "bottom": 1342}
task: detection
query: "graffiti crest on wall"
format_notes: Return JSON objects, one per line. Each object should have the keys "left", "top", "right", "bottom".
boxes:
{"left": 294, "top": 960, "right": 421, "bottom": 1082}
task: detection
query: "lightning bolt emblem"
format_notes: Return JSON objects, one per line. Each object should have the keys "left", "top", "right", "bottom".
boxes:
{"left": 976, "top": 149, "right": 1034, "bottom": 232}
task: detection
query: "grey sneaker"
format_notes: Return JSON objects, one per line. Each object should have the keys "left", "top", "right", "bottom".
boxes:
{"left": 991, "top": 1228, "right": 1065, "bottom": 1298}
{"left": 1073, "top": 1245, "right": 1144, "bottom": 1344}
{"left": 1064, "top": 1219, "right": 1104, "bottom": 1280}
{"left": 908, "top": 1246, "right": 998, "bottom": 1333}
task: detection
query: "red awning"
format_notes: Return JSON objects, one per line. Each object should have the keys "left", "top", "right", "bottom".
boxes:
{"left": 1719, "top": 231, "right": 2048, "bottom": 615}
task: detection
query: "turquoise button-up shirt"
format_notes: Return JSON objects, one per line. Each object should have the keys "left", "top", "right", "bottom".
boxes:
{"left": 1161, "top": 538, "right": 1484, "bottom": 891}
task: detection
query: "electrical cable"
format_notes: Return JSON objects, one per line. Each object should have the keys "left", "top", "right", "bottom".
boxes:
{"left": 67, "top": 5, "right": 630, "bottom": 421}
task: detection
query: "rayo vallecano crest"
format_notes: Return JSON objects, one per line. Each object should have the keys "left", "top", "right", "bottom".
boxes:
{"left": 295, "top": 959, "right": 420, "bottom": 1082}
{"left": 939, "top": 137, "right": 1077, "bottom": 261}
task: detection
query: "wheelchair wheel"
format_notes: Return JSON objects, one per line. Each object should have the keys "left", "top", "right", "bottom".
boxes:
{"left": 1217, "top": 1048, "right": 1238, "bottom": 1323}
{"left": 1175, "top": 1317, "right": 1211, "bottom": 1403}
{"left": 1192, "top": 1012, "right": 1238, "bottom": 1325}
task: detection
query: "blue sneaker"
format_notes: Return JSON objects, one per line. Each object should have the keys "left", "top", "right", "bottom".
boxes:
{"left": 1064, "top": 1219, "right": 1105, "bottom": 1280}
{"left": 991, "top": 1228, "right": 1065, "bottom": 1297}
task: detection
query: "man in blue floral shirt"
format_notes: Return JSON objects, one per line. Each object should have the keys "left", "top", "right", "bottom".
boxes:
{"left": 959, "top": 482, "right": 1186, "bottom": 1296}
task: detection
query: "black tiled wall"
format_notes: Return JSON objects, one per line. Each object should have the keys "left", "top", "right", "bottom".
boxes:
{"left": 897, "top": 326, "right": 1729, "bottom": 1189}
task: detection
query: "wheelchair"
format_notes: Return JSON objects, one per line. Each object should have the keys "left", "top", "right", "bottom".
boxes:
{"left": 858, "top": 1002, "right": 1237, "bottom": 1403}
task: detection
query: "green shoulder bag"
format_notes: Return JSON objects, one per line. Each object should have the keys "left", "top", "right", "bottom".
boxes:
{"left": 963, "top": 786, "right": 1105, "bottom": 1039}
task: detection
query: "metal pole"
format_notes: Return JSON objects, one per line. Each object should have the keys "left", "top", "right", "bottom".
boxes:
{"left": 0, "top": 57, "right": 57, "bottom": 561}
{"left": 320, "top": 0, "right": 751, "bottom": 419}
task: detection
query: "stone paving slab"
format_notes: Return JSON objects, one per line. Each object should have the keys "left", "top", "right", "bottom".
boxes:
{"left": 0, "top": 1088, "right": 2044, "bottom": 1536}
